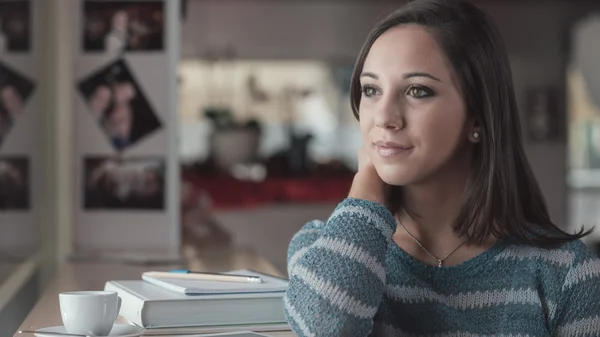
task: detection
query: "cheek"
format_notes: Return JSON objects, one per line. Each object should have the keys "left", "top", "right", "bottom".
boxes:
{"left": 358, "top": 107, "right": 374, "bottom": 140}
{"left": 416, "top": 102, "right": 467, "bottom": 153}
{"left": 422, "top": 118, "right": 462, "bottom": 151}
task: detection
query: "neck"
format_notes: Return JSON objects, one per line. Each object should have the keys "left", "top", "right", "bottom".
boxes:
{"left": 398, "top": 151, "right": 472, "bottom": 248}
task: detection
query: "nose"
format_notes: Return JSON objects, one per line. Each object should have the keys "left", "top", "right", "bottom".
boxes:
{"left": 374, "top": 96, "right": 404, "bottom": 131}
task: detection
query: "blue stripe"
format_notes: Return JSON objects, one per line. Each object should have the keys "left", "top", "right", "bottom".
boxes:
{"left": 294, "top": 249, "right": 384, "bottom": 307}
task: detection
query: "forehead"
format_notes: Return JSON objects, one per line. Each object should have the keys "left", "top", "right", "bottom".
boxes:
{"left": 363, "top": 25, "right": 453, "bottom": 81}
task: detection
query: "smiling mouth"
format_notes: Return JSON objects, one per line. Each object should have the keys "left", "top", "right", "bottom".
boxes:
{"left": 373, "top": 141, "right": 414, "bottom": 157}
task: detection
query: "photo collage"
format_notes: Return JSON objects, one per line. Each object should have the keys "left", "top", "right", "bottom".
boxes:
{"left": 0, "top": 0, "right": 33, "bottom": 210}
{"left": 79, "top": 1, "right": 166, "bottom": 210}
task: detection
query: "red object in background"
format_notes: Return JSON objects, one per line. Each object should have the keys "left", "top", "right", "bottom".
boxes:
{"left": 183, "top": 172, "right": 354, "bottom": 210}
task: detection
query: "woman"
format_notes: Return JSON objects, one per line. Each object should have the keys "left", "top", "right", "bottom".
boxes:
{"left": 104, "top": 81, "right": 136, "bottom": 150}
{"left": 284, "top": 0, "right": 600, "bottom": 336}
{"left": 105, "top": 10, "right": 129, "bottom": 55}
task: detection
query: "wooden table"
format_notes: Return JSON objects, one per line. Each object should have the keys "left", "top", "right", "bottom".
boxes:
{"left": 15, "top": 246, "right": 294, "bottom": 336}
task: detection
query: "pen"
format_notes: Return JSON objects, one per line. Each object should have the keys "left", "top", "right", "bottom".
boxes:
{"left": 144, "top": 270, "right": 263, "bottom": 284}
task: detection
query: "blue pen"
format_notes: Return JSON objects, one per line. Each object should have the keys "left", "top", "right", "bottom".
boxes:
{"left": 159, "top": 269, "right": 263, "bottom": 284}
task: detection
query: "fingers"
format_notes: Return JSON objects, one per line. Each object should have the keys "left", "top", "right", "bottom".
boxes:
{"left": 350, "top": 144, "right": 392, "bottom": 207}
{"left": 358, "top": 146, "right": 372, "bottom": 172}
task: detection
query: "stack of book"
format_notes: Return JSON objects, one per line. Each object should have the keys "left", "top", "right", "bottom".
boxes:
{"left": 103, "top": 269, "right": 290, "bottom": 334}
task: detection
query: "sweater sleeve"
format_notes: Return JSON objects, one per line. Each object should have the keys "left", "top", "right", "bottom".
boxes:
{"left": 283, "top": 198, "right": 397, "bottom": 337}
{"left": 552, "top": 240, "right": 600, "bottom": 336}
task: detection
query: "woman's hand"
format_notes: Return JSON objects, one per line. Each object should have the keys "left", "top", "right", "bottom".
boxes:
{"left": 348, "top": 146, "right": 390, "bottom": 207}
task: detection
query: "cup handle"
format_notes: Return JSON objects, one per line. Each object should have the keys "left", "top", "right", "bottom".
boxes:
{"left": 115, "top": 296, "right": 122, "bottom": 320}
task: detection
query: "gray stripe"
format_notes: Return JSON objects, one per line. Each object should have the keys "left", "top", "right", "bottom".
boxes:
{"left": 292, "top": 264, "right": 379, "bottom": 319}
{"left": 312, "top": 236, "right": 386, "bottom": 282}
{"left": 305, "top": 219, "right": 325, "bottom": 227}
{"left": 283, "top": 295, "right": 314, "bottom": 337}
{"left": 563, "top": 258, "right": 600, "bottom": 289}
{"left": 329, "top": 205, "right": 394, "bottom": 242}
{"left": 386, "top": 285, "right": 541, "bottom": 310}
{"left": 556, "top": 315, "right": 600, "bottom": 336}
{"left": 547, "top": 300, "right": 557, "bottom": 321}
{"left": 494, "top": 245, "right": 575, "bottom": 267}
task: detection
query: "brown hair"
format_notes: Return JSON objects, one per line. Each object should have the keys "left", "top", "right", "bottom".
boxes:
{"left": 349, "top": 0, "right": 591, "bottom": 248}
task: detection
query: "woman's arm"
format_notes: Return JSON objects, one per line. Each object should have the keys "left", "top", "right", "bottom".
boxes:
{"left": 552, "top": 241, "right": 600, "bottom": 336}
{"left": 284, "top": 198, "right": 396, "bottom": 337}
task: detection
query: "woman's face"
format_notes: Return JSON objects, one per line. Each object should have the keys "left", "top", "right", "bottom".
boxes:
{"left": 113, "top": 82, "right": 136, "bottom": 104}
{"left": 108, "top": 104, "right": 132, "bottom": 124}
{"left": 112, "top": 11, "right": 129, "bottom": 31}
{"left": 90, "top": 85, "right": 111, "bottom": 114}
{"left": 359, "top": 25, "right": 475, "bottom": 186}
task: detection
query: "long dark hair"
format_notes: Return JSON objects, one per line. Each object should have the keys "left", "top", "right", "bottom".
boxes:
{"left": 349, "top": 0, "right": 591, "bottom": 248}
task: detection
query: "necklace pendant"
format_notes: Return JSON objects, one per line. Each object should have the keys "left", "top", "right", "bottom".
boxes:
{"left": 438, "top": 260, "right": 443, "bottom": 267}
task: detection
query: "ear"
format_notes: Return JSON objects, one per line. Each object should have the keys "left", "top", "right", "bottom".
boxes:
{"left": 467, "top": 119, "right": 482, "bottom": 143}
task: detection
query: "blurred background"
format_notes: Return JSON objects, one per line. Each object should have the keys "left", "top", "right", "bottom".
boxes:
{"left": 1, "top": 0, "right": 600, "bottom": 334}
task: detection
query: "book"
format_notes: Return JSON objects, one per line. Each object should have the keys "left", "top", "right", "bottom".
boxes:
{"left": 181, "top": 333, "right": 271, "bottom": 337}
{"left": 104, "top": 277, "right": 288, "bottom": 328}
{"left": 136, "top": 323, "right": 291, "bottom": 336}
{"left": 141, "top": 269, "right": 288, "bottom": 295}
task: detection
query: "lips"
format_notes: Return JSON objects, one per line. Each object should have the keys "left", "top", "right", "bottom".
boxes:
{"left": 374, "top": 140, "right": 412, "bottom": 149}
{"left": 373, "top": 140, "right": 414, "bottom": 157}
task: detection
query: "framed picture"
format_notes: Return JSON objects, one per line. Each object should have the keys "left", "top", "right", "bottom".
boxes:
{"left": 0, "top": 59, "right": 35, "bottom": 147}
{"left": 0, "top": 0, "right": 30, "bottom": 53}
{"left": 78, "top": 58, "right": 162, "bottom": 151}
{"left": 82, "top": 0, "right": 164, "bottom": 54}
{"left": 83, "top": 156, "right": 165, "bottom": 210}
{"left": 0, "top": 156, "right": 29, "bottom": 210}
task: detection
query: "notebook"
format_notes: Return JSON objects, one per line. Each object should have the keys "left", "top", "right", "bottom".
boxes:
{"left": 191, "top": 333, "right": 271, "bottom": 337}
{"left": 104, "top": 278, "right": 288, "bottom": 329}
{"left": 141, "top": 325, "right": 288, "bottom": 336}
{"left": 141, "top": 269, "right": 288, "bottom": 295}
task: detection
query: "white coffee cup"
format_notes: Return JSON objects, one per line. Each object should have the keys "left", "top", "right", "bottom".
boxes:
{"left": 59, "top": 291, "right": 121, "bottom": 336}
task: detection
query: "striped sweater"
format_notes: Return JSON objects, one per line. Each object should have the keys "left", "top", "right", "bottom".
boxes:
{"left": 284, "top": 198, "right": 600, "bottom": 336}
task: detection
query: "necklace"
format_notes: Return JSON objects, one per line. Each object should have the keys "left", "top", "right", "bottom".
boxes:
{"left": 397, "top": 216, "right": 467, "bottom": 267}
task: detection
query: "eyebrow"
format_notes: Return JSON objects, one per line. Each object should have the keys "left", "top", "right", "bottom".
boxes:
{"left": 360, "top": 71, "right": 442, "bottom": 82}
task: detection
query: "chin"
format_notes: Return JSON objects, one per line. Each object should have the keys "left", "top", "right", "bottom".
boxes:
{"left": 374, "top": 164, "right": 414, "bottom": 186}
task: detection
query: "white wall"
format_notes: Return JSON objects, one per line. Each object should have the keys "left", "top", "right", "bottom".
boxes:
{"left": 182, "top": 1, "right": 398, "bottom": 60}
{"left": 182, "top": 0, "right": 600, "bottom": 231}
{"left": 44, "top": 0, "right": 75, "bottom": 268}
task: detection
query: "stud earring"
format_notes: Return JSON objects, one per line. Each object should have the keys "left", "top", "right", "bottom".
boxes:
{"left": 473, "top": 132, "right": 480, "bottom": 139}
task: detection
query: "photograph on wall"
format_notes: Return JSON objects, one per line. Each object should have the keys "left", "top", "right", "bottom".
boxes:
{"left": 0, "top": 60, "right": 35, "bottom": 147}
{"left": 78, "top": 58, "right": 162, "bottom": 151}
{"left": 0, "top": 0, "right": 30, "bottom": 53}
{"left": 83, "top": 156, "right": 165, "bottom": 210}
{"left": 0, "top": 156, "right": 29, "bottom": 210}
{"left": 82, "top": 0, "right": 164, "bottom": 54}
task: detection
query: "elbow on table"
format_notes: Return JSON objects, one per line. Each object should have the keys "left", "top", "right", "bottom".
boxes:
{"left": 283, "top": 287, "right": 374, "bottom": 337}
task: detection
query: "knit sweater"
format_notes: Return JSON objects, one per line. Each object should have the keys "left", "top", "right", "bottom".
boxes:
{"left": 284, "top": 198, "right": 600, "bottom": 336}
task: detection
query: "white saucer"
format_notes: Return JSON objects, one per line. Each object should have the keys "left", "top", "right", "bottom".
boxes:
{"left": 35, "top": 324, "right": 144, "bottom": 337}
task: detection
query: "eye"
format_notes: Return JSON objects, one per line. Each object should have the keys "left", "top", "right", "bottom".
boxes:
{"left": 361, "top": 85, "right": 381, "bottom": 98}
{"left": 407, "top": 85, "right": 435, "bottom": 98}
